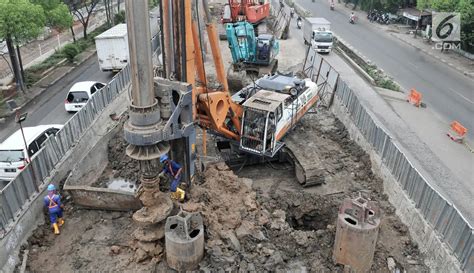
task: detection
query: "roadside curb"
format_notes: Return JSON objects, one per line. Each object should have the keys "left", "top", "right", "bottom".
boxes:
{"left": 335, "top": 47, "right": 376, "bottom": 85}
{"left": 390, "top": 33, "right": 474, "bottom": 80}
{"left": 0, "top": 50, "right": 97, "bottom": 119}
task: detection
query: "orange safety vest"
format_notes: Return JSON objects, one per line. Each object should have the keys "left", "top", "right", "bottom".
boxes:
{"left": 47, "top": 195, "right": 58, "bottom": 209}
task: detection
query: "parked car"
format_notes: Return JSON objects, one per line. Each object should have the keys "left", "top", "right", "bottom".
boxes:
{"left": 0, "top": 124, "right": 63, "bottom": 182}
{"left": 64, "top": 81, "right": 106, "bottom": 113}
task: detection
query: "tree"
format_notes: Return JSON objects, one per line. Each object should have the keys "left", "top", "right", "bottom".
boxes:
{"left": 0, "top": 0, "right": 45, "bottom": 91}
{"left": 103, "top": 0, "right": 114, "bottom": 27}
{"left": 66, "top": 0, "right": 100, "bottom": 40}
{"left": 32, "top": 0, "right": 73, "bottom": 30}
{"left": 456, "top": 0, "right": 474, "bottom": 52}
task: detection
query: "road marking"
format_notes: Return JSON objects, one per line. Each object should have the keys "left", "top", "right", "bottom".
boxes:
{"left": 450, "top": 89, "right": 474, "bottom": 104}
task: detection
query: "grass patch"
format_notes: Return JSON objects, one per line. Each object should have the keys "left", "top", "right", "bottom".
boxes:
{"left": 364, "top": 64, "right": 400, "bottom": 91}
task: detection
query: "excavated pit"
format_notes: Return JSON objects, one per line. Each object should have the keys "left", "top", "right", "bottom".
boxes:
{"left": 20, "top": 108, "right": 429, "bottom": 272}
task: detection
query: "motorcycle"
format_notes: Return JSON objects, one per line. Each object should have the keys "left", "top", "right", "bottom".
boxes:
{"left": 367, "top": 10, "right": 377, "bottom": 22}
{"left": 379, "top": 13, "right": 390, "bottom": 24}
{"left": 349, "top": 14, "right": 356, "bottom": 24}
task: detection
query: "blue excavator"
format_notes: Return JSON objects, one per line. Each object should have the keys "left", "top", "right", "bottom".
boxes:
{"left": 226, "top": 21, "right": 279, "bottom": 76}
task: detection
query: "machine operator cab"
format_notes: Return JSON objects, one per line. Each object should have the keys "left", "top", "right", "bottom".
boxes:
{"left": 239, "top": 74, "right": 319, "bottom": 157}
{"left": 255, "top": 34, "right": 279, "bottom": 64}
{"left": 240, "top": 90, "right": 287, "bottom": 157}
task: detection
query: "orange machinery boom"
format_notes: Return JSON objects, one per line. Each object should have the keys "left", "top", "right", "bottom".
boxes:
{"left": 185, "top": 0, "right": 243, "bottom": 141}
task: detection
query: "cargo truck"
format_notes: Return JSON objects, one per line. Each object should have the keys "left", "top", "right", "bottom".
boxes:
{"left": 303, "top": 17, "right": 334, "bottom": 54}
{"left": 95, "top": 7, "right": 160, "bottom": 72}
{"left": 95, "top": 24, "right": 129, "bottom": 72}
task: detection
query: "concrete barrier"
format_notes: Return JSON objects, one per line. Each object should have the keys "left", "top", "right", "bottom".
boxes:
{"left": 0, "top": 89, "right": 129, "bottom": 273}
{"left": 64, "top": 185, "right": 141, "bottom": 211}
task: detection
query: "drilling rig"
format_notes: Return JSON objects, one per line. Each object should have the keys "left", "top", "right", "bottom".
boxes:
{"left": 123, "top": 0, "right": 330, "bottom": 217}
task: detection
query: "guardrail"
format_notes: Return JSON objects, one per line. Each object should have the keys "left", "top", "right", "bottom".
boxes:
{"left": 0, "top": 65, "right": 131, "bottom": 236}
{"left": 334, "top": 76, "right": 473, "bottom": 271}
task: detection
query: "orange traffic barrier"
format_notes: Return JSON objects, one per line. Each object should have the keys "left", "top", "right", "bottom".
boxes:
{"left": 447, "top": 121, "right": 468, "bottom": 143}
{"left": 406, "top": 89, "right": 422, "bottom": 107}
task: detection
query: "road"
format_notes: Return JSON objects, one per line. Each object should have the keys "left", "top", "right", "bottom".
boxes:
{"left": 0, "top": 55, "right": 113, "bottom": 142}
{"left": 295, "top": 0, "right": 474, "bottom": 139}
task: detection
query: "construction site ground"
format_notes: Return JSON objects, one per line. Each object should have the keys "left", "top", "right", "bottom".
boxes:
{"left": 19, "top": 3, "right": 428, "bottom": 272}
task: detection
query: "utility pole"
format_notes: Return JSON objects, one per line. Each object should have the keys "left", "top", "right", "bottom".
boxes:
{"left": 16, "top": 112, "right": 39, "bottom": 192}
{"left": 5, "top": 37, "right": 25, "bottom": 92}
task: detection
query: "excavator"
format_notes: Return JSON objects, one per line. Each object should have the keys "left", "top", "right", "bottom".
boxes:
{"left": 226, "top": 21, "right": 279, "bottom": 76}
{"left": 160, "top": 0, "right": 324, "bottom": 187}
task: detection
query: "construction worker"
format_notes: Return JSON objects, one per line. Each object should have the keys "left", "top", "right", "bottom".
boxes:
{"left": 43, "top": 184, "right": 65, "bottom": 235}
{"left": 159, "top": 154, "right": 185, "bottom": 201}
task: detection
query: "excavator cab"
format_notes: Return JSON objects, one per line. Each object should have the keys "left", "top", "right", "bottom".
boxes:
{"left": 255, "top": 34, "right": 278, "bottom": 65}
{"left": 239, "top": 90, "right": 287, "bottom": 157}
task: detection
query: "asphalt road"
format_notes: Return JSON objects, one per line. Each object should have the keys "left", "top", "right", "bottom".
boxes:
{"left": 0, "top": 55, "right": 113, "bottom": 142}
{"left": 295, "top": 0, "right": 474, "bottom": 137}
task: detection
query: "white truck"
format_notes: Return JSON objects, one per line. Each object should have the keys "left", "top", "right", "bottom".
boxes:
{"left": 303, "top": 17, "right": 334, "bottom": 54}
{"left": 95, "top": 8, "right": 160, "bottom": 72}
{"left": 95, "top": 23, "right": 129, "bottom": 72}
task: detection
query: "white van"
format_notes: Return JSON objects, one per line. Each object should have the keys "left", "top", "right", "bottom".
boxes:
{"left": 64, "top": 81, "right": 105, "bottom": 113}
{"left": 0, "top": 124, "right": 63, "bottom": 182}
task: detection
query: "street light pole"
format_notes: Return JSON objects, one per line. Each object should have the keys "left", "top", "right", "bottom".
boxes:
{"left": 15, "top": 112, "right": 39, "bottom": 192}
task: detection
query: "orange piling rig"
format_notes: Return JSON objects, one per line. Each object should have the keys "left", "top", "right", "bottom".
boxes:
{"left": 188, "top": 0, "right": 243, "bottom": 141}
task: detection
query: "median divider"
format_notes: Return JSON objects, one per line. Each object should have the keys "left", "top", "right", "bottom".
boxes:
{"left": 333, "top": 35, "right": 376, "bottom": 85}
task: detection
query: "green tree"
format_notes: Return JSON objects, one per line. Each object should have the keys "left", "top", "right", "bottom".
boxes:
{"left": 65, "top": 0, "right": 101, "bottom": 40}
{"left": 0, "top": 0, "right": 45, "bottom": 91}
{"left": 417, "top": 0, "right": 432, "bottom": 11}
{"left": 32, "top": 0, "right": 73, "bottom": 30}
{"left": 431, "top": 0, "right": 457, "bottom": 10}
{"left": 456, "top": 0, "right": 474, "bottom": 52}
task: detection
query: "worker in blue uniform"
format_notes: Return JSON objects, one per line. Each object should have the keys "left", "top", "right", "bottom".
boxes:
{"left": 43, "top": 184, "right": 65, "bottom": 235}
{"left": 160, "top": 154, "right": 185, "bottom": 201}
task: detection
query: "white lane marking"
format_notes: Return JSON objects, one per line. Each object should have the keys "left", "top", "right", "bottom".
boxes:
{"left": 450, "top": 89, "right": 474, "bottom": 104}
{"left": 408, "top": 62, "right": 418, "bottom": 68}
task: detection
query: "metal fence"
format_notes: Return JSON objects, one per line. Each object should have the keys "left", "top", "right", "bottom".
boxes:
{"left": 335, "top": 78, "right": 473, "bottom": 271}
{"left": 0, "top": 65, "right": 131, "bottom": 236}
{"left": 302, "top": 47, "right": 339, "bottom": 107}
